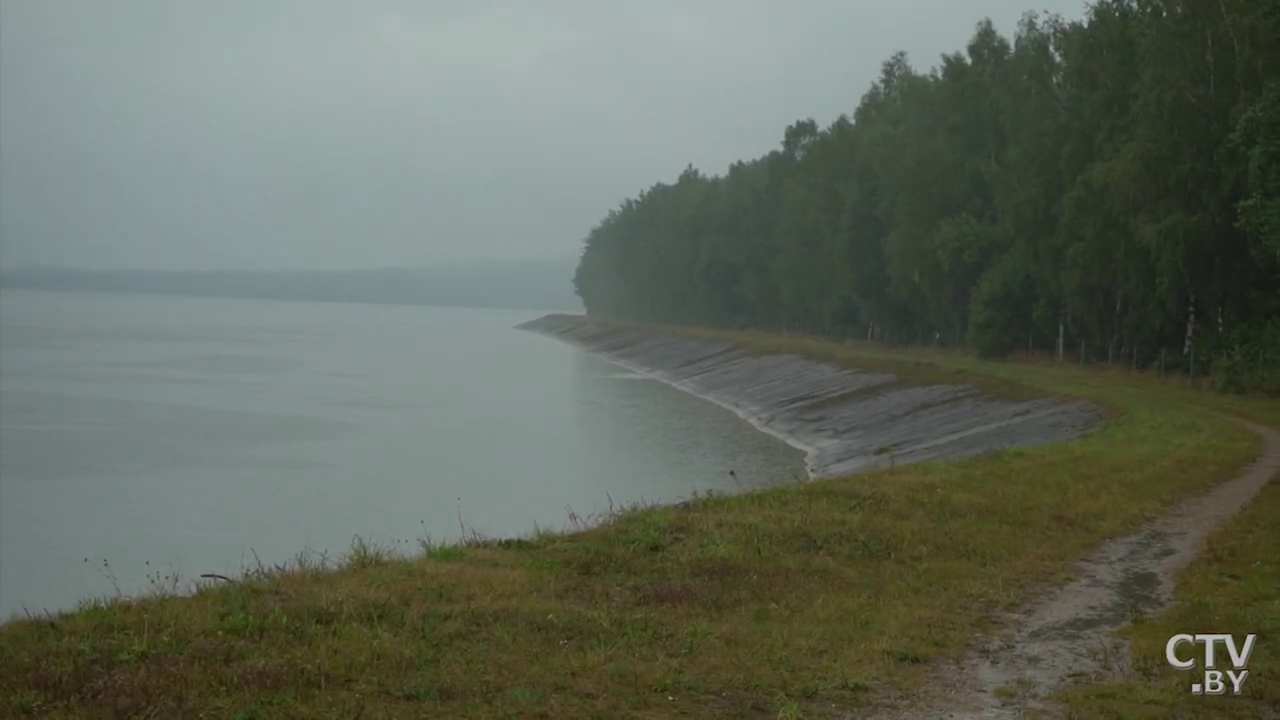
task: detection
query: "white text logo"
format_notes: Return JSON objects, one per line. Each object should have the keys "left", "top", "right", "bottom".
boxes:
{"left": 1165, "top": 634, "right": 1256, "bottom": 695}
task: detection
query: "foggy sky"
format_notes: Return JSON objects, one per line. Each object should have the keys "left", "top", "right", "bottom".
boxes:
{"left": 0, "top": 1, "right": 1087, "bottom": 271}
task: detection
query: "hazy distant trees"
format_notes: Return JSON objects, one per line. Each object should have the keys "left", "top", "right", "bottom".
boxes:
{"left": 572, "top": 0, "right": 1279, "bottom": 393}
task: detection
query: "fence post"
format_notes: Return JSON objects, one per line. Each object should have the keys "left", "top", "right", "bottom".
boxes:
{"left": 1132, "top": 345, "right": 1138, "bottom": 371}
{"left": 1028, "top": 335, "right": 1033, "bottom": 355}
{"left": 1160, "top": 348, "right": 1166, "bottom": 378}
{"left": 1080, "top": 340, "right": 1085, "bottom": 365}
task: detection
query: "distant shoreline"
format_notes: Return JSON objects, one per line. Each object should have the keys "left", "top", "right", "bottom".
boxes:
{"left": 0, "top": 261, "right": 583, "bottom": 314}
{"left": 1, "top": 283, "right": 582, "bottom": 315}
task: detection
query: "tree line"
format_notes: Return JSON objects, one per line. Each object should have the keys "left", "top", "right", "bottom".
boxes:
{"left": 572, "top": 0, "right": 1279, "bottom": 393}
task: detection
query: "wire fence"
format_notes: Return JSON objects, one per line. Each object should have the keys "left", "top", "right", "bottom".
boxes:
{"left": 808, "top": 325, "right": 1273, "bottom": 392}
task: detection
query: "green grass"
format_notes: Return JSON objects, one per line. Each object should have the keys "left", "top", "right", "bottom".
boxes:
{"left": 1, "top": 321, "right": 1276, "bottom": 718}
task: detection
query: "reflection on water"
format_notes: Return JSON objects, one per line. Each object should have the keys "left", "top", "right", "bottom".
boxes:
{"left": 0, "top": 289, "right": 803, "bottom": 618}
{"left": 570, "top": 352, "right": 802, "bottom": 499}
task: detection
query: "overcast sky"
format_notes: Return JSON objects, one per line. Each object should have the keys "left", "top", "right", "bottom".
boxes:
{"left": 0, "top": 1, "right": 1087, "bottom": 271}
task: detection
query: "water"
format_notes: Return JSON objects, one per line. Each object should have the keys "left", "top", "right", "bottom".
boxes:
{"left": 0, "top": 289, "right": 803, "bottom": 619}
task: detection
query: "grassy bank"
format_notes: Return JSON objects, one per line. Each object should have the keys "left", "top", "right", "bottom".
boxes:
{"left": 2, "top": 322, "right": 1276, "bottom": 718}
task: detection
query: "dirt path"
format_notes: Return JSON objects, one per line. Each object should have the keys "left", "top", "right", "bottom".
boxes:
{"left": 877, "top": 416, "right": 1279, "bottom": 719}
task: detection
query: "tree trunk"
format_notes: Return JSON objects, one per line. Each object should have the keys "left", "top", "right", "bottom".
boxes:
{"left": 1183, "top": 292, "right": 1196, "bottom": 356}
{"left": 1110, "top": 293, "right": 1123, "bottom": 364}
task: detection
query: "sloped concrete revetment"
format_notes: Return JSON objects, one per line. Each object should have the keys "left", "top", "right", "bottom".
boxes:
{"left": 517, "top": 314, "right": 1099, "bottom": 480}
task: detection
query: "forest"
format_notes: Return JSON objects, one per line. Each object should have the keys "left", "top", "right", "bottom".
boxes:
{"left": 572, "top": 0, "right": 1279, "bottom": 393}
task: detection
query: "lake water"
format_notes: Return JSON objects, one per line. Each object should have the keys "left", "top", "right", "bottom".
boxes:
{"left": 0, "top": 289, "right": 803, "bottom": 619}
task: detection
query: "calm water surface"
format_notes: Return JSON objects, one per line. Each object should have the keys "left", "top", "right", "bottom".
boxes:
{"left": 0, "top": 289, "right": 802, "bottom": 618}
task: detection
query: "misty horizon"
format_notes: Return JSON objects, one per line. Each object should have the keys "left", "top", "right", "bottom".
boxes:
{"left": 0, "top": 256, "right": 580, "bottom": 274}
{"left": 0, "top": 257, "right": 584, "bottom": 312}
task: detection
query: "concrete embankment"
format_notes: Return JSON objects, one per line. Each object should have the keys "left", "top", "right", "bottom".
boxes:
{"left": 517, "top": 314, "right": 1100, "bottom": 480}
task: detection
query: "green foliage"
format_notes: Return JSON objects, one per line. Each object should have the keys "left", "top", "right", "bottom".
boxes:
{"left": 573, "top": 0, "right": 1279, "bottom": 390}
{"left": 968, "top": 251, "right": 1034, "bottom": 358}
{"left": 1235, "top": 82, "right": 1280, "bottom": 267}
{"left": 1213, "top": 318, "right": 1280, "bottom": 395}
